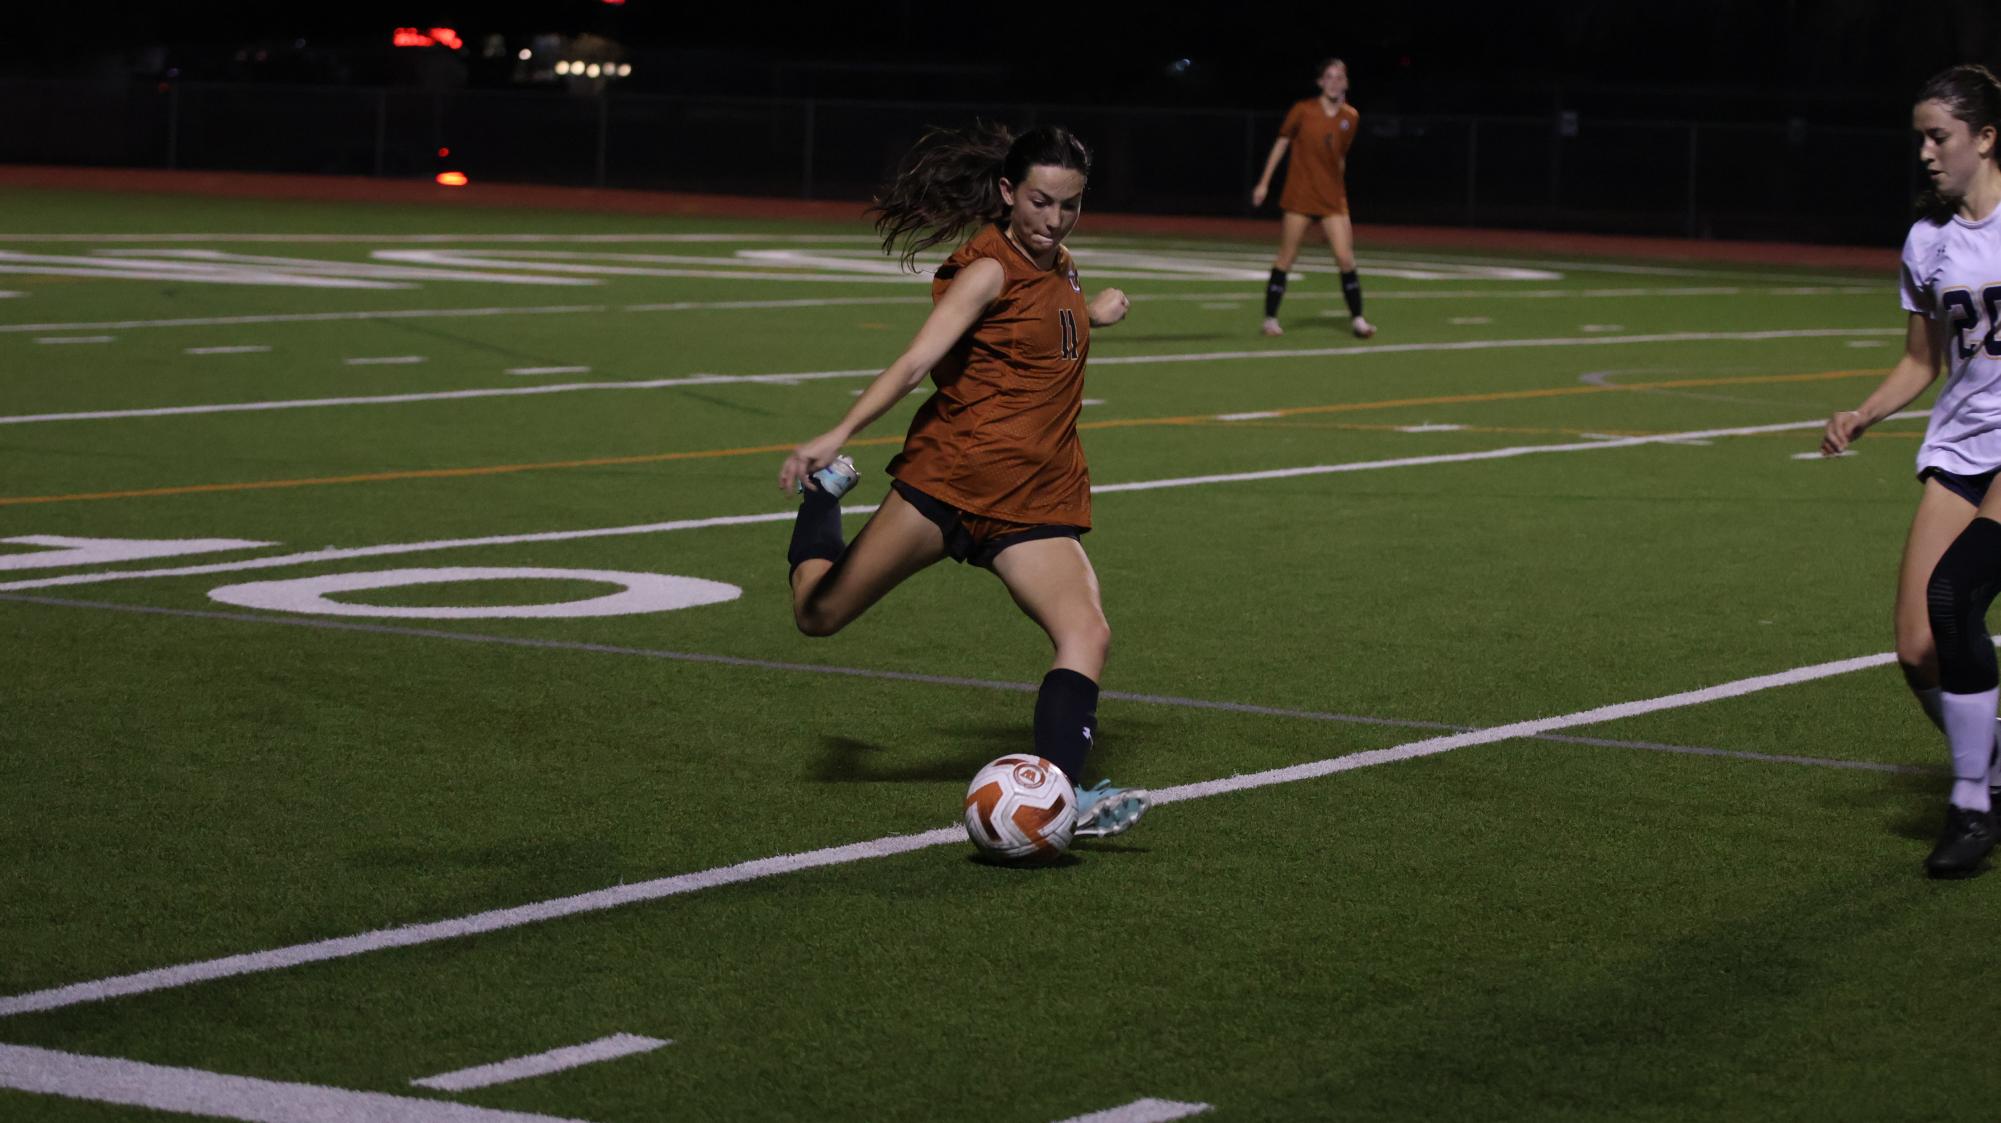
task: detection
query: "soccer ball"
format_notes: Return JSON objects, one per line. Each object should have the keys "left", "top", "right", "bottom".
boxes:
{"left": 963, "top": 755, "right": 1077, "bottom": 863}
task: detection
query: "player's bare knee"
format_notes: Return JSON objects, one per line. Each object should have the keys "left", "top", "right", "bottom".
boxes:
{"left": 1058, "top": 616, "right": 1111, "bottom": 664}
{"left": 1896, "top": 630, "right": 1936, "bottom": 671}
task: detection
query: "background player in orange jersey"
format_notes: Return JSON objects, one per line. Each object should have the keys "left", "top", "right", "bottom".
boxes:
{"left": 775, "top": 122, "right": 1149, "bottom": 840}
{"left": 1251, "top": 57, "right": 1376, "bottom": 340}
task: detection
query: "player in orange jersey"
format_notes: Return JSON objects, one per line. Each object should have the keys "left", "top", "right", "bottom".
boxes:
{"left": 776, "top": 122, "right": 1149, "bottom": 840}
{"left": 1251, "top": 57, "right": 1375, "bottom": 339}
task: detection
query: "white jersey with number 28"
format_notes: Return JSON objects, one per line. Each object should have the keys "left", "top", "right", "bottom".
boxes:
{"left": 1904, "top": 210, "right": 2001, "bottom": 476}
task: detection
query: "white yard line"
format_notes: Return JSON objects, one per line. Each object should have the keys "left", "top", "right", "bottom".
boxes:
{"left": 0, "top": 233, "right": 888, "bottom": 244}
{"left": 185, "top": 345, "right": 271, "bottom": 355}
{"left": 343, "top": 355, "right": 426, "bottom": 366}
{"left": 0, "top": 1043, "right": 594, "bottom": 1123}
{"left": 0, "top": 413, "right": 1913, "bottom": 595}
{"left": 1086, "top": 412, "right": 1923, "bottom": 495}
{"left": 34, "top": 335, "right": 112, "bottom": 344}
{"left": 0, "top": 287, "right": 1878, "bottom": 340}
{"left": 0, "top": 327, "right": 1902, "bottom": 426}
{"left": 1054, "top": 1100, "right": 1213, "bottom": 1123}
{"left": 0, "top": 643, "right": 1911, "bottom": 1020}
{"left": 507, "top": 365, "right": 591, "bottom": 376}
{"left": 411, "top": 1034, "right": 670, "bottom": 1092}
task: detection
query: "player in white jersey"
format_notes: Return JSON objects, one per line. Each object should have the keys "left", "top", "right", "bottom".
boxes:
{"left": 1823, "top": 64, "right": 2001, "bottom": 877}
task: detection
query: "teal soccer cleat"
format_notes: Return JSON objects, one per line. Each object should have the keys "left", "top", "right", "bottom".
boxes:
{"left": 1073, "top": 779, "right": 1150, "bottom": 838}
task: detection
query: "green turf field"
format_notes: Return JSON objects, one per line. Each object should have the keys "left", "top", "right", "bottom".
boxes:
{"left": 3, "top": 186, "right": 1996, "bottom": 1122}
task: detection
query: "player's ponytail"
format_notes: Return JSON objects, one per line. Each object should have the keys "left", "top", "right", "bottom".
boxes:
{"left": 871, "top": 122, "right": 1092, "bottom": 272}
{"left": 1915, "top": 63, "right": 2001, "bottom": 222}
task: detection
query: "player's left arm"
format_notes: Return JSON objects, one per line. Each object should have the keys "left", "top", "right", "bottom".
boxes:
{"left": 1087, "top": 287, "right": 1129, "bottom": 327}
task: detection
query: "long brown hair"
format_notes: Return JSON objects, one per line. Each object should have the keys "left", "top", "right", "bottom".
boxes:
{"left": 869, "top": 122, "right": 1093, "bottom": 271}
{"left": 1916, "top": 63, "right": 2001, "bottom": 223}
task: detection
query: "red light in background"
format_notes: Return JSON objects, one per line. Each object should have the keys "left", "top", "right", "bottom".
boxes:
{"left": 437, "top": 147, "right": 450, "bottom": 158}
{"left": 393, "top": 26, "right": 462, "bottom": 49}
{"left": 435, "top": 172, "right": 469, "bottom": 187}
{"left": 602, "top": 0, "right": 626, "bottom": 5}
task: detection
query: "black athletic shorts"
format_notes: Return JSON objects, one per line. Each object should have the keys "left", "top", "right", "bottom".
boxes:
{"left": 891, "top": 480, "right": 1084, "bottom": 569}
{"left": 1921, "top": 466, "right": 1999, "bottom": 507}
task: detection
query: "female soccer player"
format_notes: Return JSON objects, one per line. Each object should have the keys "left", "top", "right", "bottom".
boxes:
{"left": 1250, "top": 57, "right": 1375, "bottom": 340}
{"left": 777, "top": 122, "right": 1148, "bottom": 840}
{"left": 1823, "top": 64, "right": 2001, "bottom": 877}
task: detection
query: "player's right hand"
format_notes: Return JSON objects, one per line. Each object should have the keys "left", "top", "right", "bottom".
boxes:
{"left": 1250, "top": 184, "right": 1268, "bottom": 208}
{"left": 1821, "top": 409, "right": 1866, "bottom": 456}
{"left": 779, "top": 431, "right": 846, "bottom": 493}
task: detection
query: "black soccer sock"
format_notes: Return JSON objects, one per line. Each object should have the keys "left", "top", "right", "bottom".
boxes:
{"left": 1928, "top": 517, "right": 2001, "bottom": 695}
{"left": 1341, "top": 270, "right": 1364, "bottom": 318}
{"left": 1264, "top": 268, "right": 1288, "bottom": 318}
{"left": 1033, "top": 668, "right": 1099, "bottom": 784}
{"left": 786, "top": 487, "right": 846, "bottom": 572}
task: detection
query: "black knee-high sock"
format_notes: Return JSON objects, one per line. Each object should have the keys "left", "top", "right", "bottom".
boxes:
{"left": 1033, "top": 668, "right": 1099, "bottom": 785}
{"left": 1929, "top": 518, "right": 2001, "bottom": 695}
{"left": 1341, "top": 270, "right": 1364, "bottom": 318}
{"left": 786, "top": 487, "right": 845, "bottom": 572}
{"left": 1264, "top": 268, "right": 1288, "bottom": 318}
{"left": 1927, "top": 517, "right": 2001, "bottom": 807}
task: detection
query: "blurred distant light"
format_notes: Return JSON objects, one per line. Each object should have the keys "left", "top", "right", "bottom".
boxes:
{"left": 437, "top": 147, "right": 450, "bottom": 158}
{"left": 603, "top": 0, "right": 626, "bottom": 5}
{"left": 394, "top": 26, "right": 462, "bottom": 49}
{"left": 617, "top": 63, "right": 632, "bottom": 77}
{"left": 585, "top": 63, "right": 601, "bottom": 77}
{"left": 517, "top": 48, "right": 531, "bottom": 60}
{"left": 436, "top": 172, "right": 469, "bottom": 187}
{"left": 555, "top": 61, "right": 571, "bottom": 75}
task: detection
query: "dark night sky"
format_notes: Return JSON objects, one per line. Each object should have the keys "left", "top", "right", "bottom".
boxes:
{"left": 10, "top": 1, "right": 2001, "bottom": 124}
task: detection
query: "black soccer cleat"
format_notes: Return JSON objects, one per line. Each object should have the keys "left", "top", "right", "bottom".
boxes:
{"left": 1924, "top": 805, "right": 1997, "bottom": 879}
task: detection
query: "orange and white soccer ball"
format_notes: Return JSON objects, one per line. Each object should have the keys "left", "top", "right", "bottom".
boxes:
{"left": 963, "top": 755, "right": 1077, "bottom": 862}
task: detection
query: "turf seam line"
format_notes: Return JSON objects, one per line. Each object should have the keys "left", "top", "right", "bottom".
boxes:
{"left": 0, "top": 590, "right": 1928, "bottom": 778}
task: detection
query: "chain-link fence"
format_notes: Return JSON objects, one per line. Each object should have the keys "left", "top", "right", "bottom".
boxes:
{"left": 0, "top": 79, "right": 1920, "bottom": 246}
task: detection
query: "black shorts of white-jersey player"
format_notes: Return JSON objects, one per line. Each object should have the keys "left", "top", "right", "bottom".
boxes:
{"left": 1824, "top": 64, "right": 2001, "bottom": 878}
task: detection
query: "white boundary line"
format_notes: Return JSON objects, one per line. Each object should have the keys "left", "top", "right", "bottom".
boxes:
{"left": 0, "top": 1042, "right": 594, "bottom": 1123}
{"left": 1054, "top": 1099, "right": 1213, "bottom": 1123}
{"left": 0, "top": 327, "right": 1901, "bottom": 426}
{"left": 411, "top": 1034, "right": 670, "bottom": 1092}
{"left": 0, "top": 413, "right": 1920, "bottom": 595}
{"left": 0, "top": 285, "right": 1875, "bottom": 339}
{"left": 0, "top": 643, "right": 1909, "bottom": 1020}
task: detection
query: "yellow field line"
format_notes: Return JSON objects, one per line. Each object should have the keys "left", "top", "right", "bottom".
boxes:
{"left": 0, "top": 368, "right": 1881, "bottom": 507}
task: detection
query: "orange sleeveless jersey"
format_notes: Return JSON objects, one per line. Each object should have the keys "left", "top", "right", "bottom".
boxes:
{"left": 886, "top": 222, "right": 1093, "bottom": 528}
{"left": 1277, "top": 98, "right": 1360, "bottom": 217}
